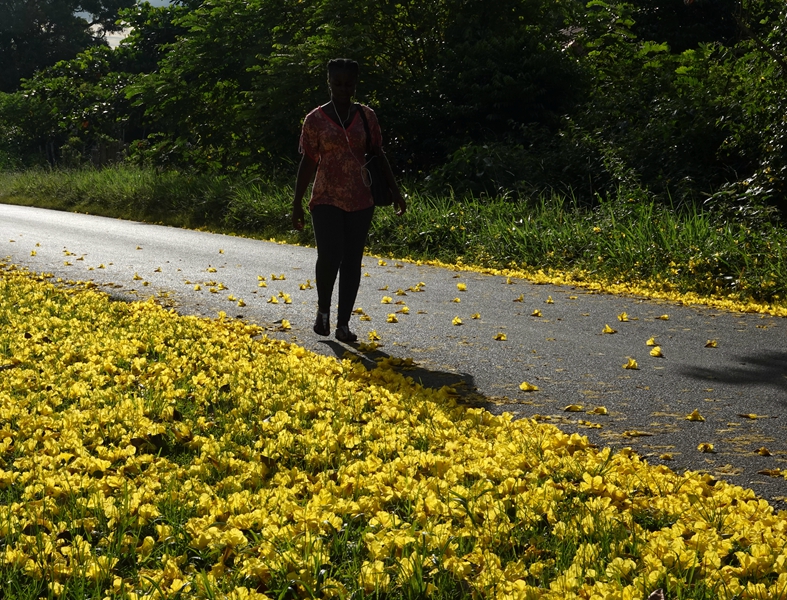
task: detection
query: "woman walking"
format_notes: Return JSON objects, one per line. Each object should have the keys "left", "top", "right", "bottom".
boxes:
{"left": 292, "top": 58, "right": 406, "bottom": 342}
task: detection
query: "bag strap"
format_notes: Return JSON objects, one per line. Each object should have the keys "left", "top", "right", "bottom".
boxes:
{"left": 355, "top": 103, "right": 373, "bottom": 154}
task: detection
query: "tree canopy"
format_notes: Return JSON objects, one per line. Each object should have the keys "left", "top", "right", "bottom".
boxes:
{"left": 0, "top": 0, "right": 134, "bottom": 92}
{"left": 1, "top": 0, "right": 786, "bottom": 211}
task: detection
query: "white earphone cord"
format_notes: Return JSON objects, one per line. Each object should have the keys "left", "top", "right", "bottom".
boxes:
{"left": 333, "top": 100, "right": 373, "bottom": 188}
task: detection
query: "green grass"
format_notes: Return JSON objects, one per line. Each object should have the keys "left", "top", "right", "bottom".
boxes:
{"left": 2, "top": 165, "right": 786, "bottom": 306}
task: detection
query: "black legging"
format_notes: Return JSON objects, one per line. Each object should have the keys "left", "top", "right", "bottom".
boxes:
{"left": 311, "top": 204, "right": 374, "bottom": 326}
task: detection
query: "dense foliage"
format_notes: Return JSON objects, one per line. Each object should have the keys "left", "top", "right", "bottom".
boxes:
{"left": 0, "top": 0, "right": 134, "bottom": 93}
{"left": 0, "top": 0, "right": 786, "bottom": 210}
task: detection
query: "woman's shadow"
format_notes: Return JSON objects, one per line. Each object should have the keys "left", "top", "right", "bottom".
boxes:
{"left": 318, "top": 339, "right": 481, "bottom": 403}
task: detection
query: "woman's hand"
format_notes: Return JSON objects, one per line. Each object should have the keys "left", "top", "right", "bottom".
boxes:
{"left": 292, "top": 202, "right": 306, "bottom": 230}
{"left": 392, "top": 191, "right": 407, "bottom": 216}
{"left": 292, "top": 154, "right": 318, "bottom": 230}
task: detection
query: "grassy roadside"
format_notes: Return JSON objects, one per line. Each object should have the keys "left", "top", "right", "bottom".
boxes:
{"left": 3, "top": 266, "right": 787, "bottom": 599}
{"left": 2, "top": 166, "right": 786, "bottom": 313}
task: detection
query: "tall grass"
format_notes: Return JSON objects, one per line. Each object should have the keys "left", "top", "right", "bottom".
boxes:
{"left": 2, "top": 165, "right": 786, "bottom": 305}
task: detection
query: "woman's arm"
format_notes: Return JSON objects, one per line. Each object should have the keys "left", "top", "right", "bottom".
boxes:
{"left": 375, "top": 146, "right": 407, "bottom": 216}
{"left": 292, "top": 153, "right": 318, "bottom": 230}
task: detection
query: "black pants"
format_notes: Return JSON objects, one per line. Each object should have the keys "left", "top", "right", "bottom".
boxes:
{"left": 311, "top": 204, "right": 374, "bottom": 326}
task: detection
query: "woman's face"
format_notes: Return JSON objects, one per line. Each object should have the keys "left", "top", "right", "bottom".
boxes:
{"left": 328, "top": 71, "right": 358, "bottom": 103}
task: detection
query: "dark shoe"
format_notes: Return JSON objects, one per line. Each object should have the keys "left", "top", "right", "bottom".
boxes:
{"left": 313, "top": 311, "right": 330, "bottom": 336}
{"left": 335, "top": 324, "right": 357, "bottom": 342}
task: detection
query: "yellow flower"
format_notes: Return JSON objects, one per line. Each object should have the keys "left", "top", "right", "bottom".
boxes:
{"left": 267, "top": 296, "right": 279, "bottom": 304}
{"left": 705, "top": 339, "right": 718, "bottom": 348}
{"left": 646, "top": 336, "right": 656, "bottom": 346}
{"left": 657, "top": 314, "right": 669, "bottom": 320}
{"left": 493, "top": 332, "right": 506, "bottom": 341}
{"left": 617, "top": 312, "right": 629, "bottom": 322}
{"left": 546, "top": 296, "right": 554, "bottom": 304}
{"left": 686, "top": 409, "right": 705, "bottom": 422}
{"left": 457, "top": 283, "right": 467, "bottom": 291}
{"left": 471, "top": 313, "right": 481, "bottom": 319}
{"left": 519, "top": 381, "right": 539, "bottom": 392}
{"left": 564, "top": 404, "right": 583, "bottom": 412}
{"left": 381, "top": 296, "right": 392, "bottom": 304}
{"left": 531, "top": 309, "right": 542, "bottom": 317}
{"left": 452, "top": 297, "right": 461, "bottom": 303}
{"left": 649, "top": 346, "right": 664, "bottom": 357}
{"left": 623, "top": 357, "right": 639, "bottom": 369}
{"left": 602, "top": 324, "right": 617, "bottom": 334}
{"left": 368, "top": 330, "right": 381, "bottom": 341}
{"left": 452, "top": 316, "right": 462, "bottom": 326}
{"left": 697, "top": 442, "right": 716, "bottom": 453}
{"left": 387, "top": 314, "right": 398, "bottom": 323}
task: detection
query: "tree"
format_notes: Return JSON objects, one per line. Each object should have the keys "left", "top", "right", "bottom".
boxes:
{"left": 0, "top": 0, "right": 134, "bottom": 92}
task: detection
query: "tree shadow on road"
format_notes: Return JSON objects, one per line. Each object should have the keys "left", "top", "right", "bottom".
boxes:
{"left": 678, "top": 351, "right": 787, "bottom": 394}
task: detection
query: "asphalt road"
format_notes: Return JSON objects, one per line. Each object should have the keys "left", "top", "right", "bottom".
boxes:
{"left": 3, "top": 204, "right": 786, "bottom": 506}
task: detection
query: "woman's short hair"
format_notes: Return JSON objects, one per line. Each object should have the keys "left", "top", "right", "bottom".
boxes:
{"left": 327, "top": 58, "right": 359, "bottom": 80}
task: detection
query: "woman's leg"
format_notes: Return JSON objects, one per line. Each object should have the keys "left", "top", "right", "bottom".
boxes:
{"left": 311, "top": 205, "right": 344, "bottom": 315}
{"left": 336, "top": 206, "right": 374, "bottom": 326}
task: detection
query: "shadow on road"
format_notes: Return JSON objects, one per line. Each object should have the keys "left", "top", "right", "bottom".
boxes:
{"left": 679, "top": 351, "right": 787, "bottom": 393}
{"left": 319, "top": 339, "right": 477, "bottom": 395}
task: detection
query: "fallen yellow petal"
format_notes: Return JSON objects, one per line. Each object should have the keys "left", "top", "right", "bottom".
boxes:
{"left": 756, "top": 447, "right": 772, "bottom": 456}
{"left": 589, "top": 406, "right": 608, "bottom": 415}
{"left": 564, "top": 404, "right": 583, "bottom": 412}
{"left": 519, "top": 381, "right": 539, "bottom": 392}
{"left": 657, "top": 314, "right": 669, "bottom": 320}
{"left": 686, "top": 409, "right": 705, "bottom": 422}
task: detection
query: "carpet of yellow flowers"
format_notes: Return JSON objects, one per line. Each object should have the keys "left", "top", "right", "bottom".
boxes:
{"left": 2, "top": 265, "right": 787, "bottom": 600}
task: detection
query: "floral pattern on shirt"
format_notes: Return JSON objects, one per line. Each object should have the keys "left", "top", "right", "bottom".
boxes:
{"left": 299, "top": 104, "right": 383, "bottom": 212}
